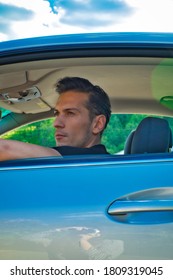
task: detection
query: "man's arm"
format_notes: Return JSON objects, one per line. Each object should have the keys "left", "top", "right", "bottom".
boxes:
{"left": 0, "top": 139, "right": 61, "bottom": 161}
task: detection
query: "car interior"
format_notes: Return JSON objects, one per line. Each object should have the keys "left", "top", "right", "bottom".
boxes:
{"left": 0, "top": 56, "right": 173, "bottom": 157}
{"left": 124, "top": 117, "right": 172, "bottom": 154}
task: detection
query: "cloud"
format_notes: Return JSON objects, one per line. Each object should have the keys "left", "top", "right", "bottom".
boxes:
{"left": 0, "top": 22, "right": 11, "bottom": 34}
{"left": 121, "top": 0, "right": 173, "bottom": 33}
{"left": 46, "top": 0, "right": 133, "bottom": 27}
{"left": 47, "top": 0, "right": 131, "bottom": 13}
{"left": 0, "top": 1, "right": 34, "bottom": 40}
{"left": 0, "top": 0, "right": 55, "bottom": 41}
{"left": 1, "top": 0, "right": 133, "bottom": 41}
{"left": 0, "top": 0, "right": 173, "bottom": 42}
{"left": 0, "top": 2, "right": 34, "bottom": 20}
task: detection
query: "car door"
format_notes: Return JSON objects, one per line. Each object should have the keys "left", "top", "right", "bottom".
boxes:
{"left": 0, "top": 153, "right": 173, "bottom": 260}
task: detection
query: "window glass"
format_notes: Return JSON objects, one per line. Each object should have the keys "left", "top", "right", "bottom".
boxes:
{"left": 0, "top": 107, "right": 11, "bottom": 118}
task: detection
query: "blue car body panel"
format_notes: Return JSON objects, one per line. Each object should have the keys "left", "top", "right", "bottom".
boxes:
{"left": 0, "top": 154, "right": 173, "bottom": 259}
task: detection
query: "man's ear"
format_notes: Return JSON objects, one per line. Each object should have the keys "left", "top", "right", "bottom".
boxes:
{"left": 92, "top": 115, "right": 106, "bottom": 135}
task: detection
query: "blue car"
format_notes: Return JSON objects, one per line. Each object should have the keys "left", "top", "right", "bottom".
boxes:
{"left": 0, "top": 33, "right": 173, "bottom": 260}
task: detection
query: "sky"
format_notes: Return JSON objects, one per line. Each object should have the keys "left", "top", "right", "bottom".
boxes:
{"left": 1, "top": 0, "right": 173, "bottom": 42}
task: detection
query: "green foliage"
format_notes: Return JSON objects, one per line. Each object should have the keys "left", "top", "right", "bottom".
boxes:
{"left": 102, "top": 114, "right": 147, "bottom": 154}
{"left": 2, "top": 118, "right": 56, "bottom": 147}
{"left": 2, "top": 114, "right": 173, "bottom": 155}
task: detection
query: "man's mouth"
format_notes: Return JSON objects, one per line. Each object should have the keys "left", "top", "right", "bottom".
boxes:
{"left": 55, "top": 133, "right": 67, "bottom": 140}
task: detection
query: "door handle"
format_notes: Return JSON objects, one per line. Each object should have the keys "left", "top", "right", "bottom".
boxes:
{"left": 108, "top": 199, "right": 173, "bottom": 215}
{"left": 107, "top": 187, "right": 173, "bottom": 224}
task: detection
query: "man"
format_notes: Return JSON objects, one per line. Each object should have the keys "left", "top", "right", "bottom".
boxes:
{"left": 0, "top": 77, "right": 111, "bottom": 161}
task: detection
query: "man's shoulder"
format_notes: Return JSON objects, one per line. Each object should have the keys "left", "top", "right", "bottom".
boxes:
{"left": 52, "top": 144, "right": 109, "bottom": 156}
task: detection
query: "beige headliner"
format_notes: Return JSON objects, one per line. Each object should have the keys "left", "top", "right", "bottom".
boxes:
{"left": 1, "top": 56, "right": 173, "bottom": 116}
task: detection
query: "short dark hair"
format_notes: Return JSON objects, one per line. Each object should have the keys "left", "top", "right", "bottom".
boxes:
{"left": 56, "top": 77, "right": 111, "bottom": 130}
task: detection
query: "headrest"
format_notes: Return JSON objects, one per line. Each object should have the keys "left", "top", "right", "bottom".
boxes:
{"left": 124, "top": 117, "right": 172, "bottom": 154}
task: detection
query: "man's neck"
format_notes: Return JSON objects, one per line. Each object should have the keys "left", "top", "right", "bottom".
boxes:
{"left": 84, "top": 137, "right": 101, "bottom": 148}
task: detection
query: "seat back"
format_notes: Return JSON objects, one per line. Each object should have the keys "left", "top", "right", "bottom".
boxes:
{"left": 124, "top": 117, "right": 172, "bottom": 154}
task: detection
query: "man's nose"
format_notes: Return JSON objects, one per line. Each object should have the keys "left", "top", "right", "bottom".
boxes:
{"left": 54, "top": 115, "right": 65, "bottom": 128}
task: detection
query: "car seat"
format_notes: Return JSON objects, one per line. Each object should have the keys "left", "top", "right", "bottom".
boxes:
{"left": 124, "top": 117, "right": 172, "bottom": 154}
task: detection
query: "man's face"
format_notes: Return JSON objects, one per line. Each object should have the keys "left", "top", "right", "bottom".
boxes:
{"left": 54, "top": 90, "right": 98, "bottom": 147}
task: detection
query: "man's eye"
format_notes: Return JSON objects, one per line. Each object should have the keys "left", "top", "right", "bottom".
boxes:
{"left": 67, "top": 111, "right": 75, "bottom": 116}
{"left": 54, "top": 110, "right": 59, "bottom": 116}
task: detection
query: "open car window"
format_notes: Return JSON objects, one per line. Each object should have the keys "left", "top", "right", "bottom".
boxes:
{"left": 1, "top": 113, "right": 173, "bottom": 155}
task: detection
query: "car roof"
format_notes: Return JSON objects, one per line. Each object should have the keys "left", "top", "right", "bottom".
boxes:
{"left": 1, "top": 32, "right": 173, "bottom": 53}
